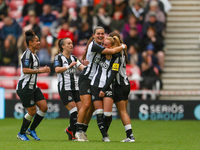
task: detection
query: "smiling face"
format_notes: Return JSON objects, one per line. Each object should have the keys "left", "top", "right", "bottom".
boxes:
{"left": 62, "top": 38, "right": 73, "bottom": 53}
{"left": 93, "top": 28, "right": 105, "bottom": 44}
{"left": 103, "top": 39, "right": 112, "bottom": 48}
{"left": 29, "top": 36, "right": 40, "bottom": 50}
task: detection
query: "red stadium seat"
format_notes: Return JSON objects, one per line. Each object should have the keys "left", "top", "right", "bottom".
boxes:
{"left": 16, "top": 67, "right": 21, "bottom": 76}
{"left": 126, "top": 64, "right": 133, "bottom": 77}
{"left": 0, "top": 80, "right": 16, "bottom": 89}
{"left": 37, "top": 80, "right": 49, "bottom": 89}
{"left": 5, "top": 93, "right": 13, "bottom": 99}
{"left": 73, "top": 45, "right": 86, "bottom": 59}
{"left": 63, "top": 0, "right": 77, "bottom": 8}
{"left": 0, "top": 66, "right": 16, "bottom": 76}
{"left": 43, "top": 93, "right": 49, "bottom": 99}
{"left": 129, "top": 80, "right": 140, "bottom": 90}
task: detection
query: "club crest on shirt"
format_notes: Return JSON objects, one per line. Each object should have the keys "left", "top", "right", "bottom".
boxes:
{"left": 30, "top": 100, "right": 34, "bottom": 105}
{"left": 87, "top": 89, "right": 91, "bottom": 94}
{"left": 92, "top": 95, "right": 95, "bottom": 100}
{"left": 68, "top": 96, "right": 72, "bottom": 101}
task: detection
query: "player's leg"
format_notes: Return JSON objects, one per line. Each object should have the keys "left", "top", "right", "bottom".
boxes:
{"left": 103, "top": 97, "right": 113, "bottom": 133}
{"left": 65, "top": 101, "right": 77, "bottom": 140}
{"left": 75, "top": 94, "right": 91, "bottom": 141}
{"left": 17, "top": 105, "right": 36, "bottom": 141}
{"left": 94, "top": 100, "right": 110, "bottom": 142}
{"left": 115, "top": 100, "right": 135, "bottom": 142}
{"left": 27, "top": 99, "right": 47, "bottom": 140}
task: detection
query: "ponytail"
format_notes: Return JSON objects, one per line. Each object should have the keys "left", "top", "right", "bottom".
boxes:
{"left": 82, "top": 36, "right": 94, "bottom": 60}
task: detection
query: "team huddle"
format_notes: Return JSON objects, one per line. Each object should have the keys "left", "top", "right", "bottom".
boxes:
{"left": 16, "top": 27, "right": 135, "bottom": 142}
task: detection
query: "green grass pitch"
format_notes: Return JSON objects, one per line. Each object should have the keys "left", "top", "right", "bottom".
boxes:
{"left": 0, "top": 119, "right": 200, "bottom": 150}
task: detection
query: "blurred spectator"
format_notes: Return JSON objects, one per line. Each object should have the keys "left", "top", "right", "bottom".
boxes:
{"left": 57, "top": 22, "right": 74, "bottom": 41}
{"left": 36, "top": 36, "right": 51, "bottom": 66}
{"left": 22, "top": 10, "right": 39, "bottom": 27}
{"left": 77, "top": 22, "right": 92, "bottom": 45}
{"left": 93, "top": 7, "right": 111, "bottom": 33}
{"left": 122, "top": 14, "right": 142, "bottom": 40}
{"left": 39, "top": 4, "right": 57, "bottom": 28}
{"left": 76, "top": 0, "right": 94, "bottom": 14}
{"left": 127, "top": 2, "right": 144, "bottom": 24}
{"left": 68, "top": 8, "right": 81, "bottom": 33}
{"left": 141, "top": 27, "right": 164, "bottom": 69}
{"left": 124, "top": 27, "right": 141, "bottom": 50}
{"left": 43, "top": 0, "right": 63, "bottom": 11}
{"left": 78, "top": 6, "right": 93, "bottom": 29}
{"left": 129, "top": 0, "right": 148, "bottom": 8}
{"left": 93, "top": 0, "right": 113, "bottom": 16}
{"left": 23, "top": 14, "right": 41, "bottom": 38}
{"left": 51, "top": 39, "right": 59, "bottom": 63}
{"left": 41, "top": 26, "right": 54, "bottom": 46}
{"left": 110, "top": 11, "right": 125, "bottom": 33}
{"left": 144, "top": 0, "right": 165, "bottom": 14}
{"left": 0, "top": 16, "right": 22, "bottom": 40}
{"left": 0, "top": 0, "right": 8, "bottom": 21}
{"left": 142, "top": 12, "right": 164, "bottom": 38}
{"left": 22, "top": 0, "right": 42, "bottom": 17}
{"left": 113, "top": 0, "right": 128, "bottom": 19}
{"left": 0, "top": 35, "right": 18, "bottom": 66}
{"left": 144, "top": 43, "right": 161, "bottom": 74}
{"left": 57, "top": 5, "right": 70, "bottom": 25}
{"left": 145, "top": 1, "right": 166, "bottom": 24}
{"left": 128, "top": 45, "right": 143, "bottom": 67}
{"left": 140, "top": 60, "right": 159, "bottom": 90}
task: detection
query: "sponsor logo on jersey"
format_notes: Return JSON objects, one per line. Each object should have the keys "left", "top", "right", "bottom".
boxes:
{"left": 99, "top": 61, "right": 109, "bottom": 69}
{"left": 63, "top": 61, "right": 68, "bottom": 64}
{"left": 112, "top": 63, "right": 119, "bottom": 71}
{"left": 54, "top": 60, "right": 59, "bottom": 66}
{"left": 94, "top": 57, "right": 101, "bottom": 64}
{"left": 25, "top": 59, "right": 30, "bottom": 66}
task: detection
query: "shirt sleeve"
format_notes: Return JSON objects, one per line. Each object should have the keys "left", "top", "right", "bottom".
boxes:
{"left": 21, "top": 51, "right": 33, "bottom": 68}
{"left": 91, "top": 41, "right": 105, "bottom": 53}
{"left": 76, "top": 59, "right": 82, "bottom": 67}
{"left": 54, "top": 55, "right": 62, "bottom": 68}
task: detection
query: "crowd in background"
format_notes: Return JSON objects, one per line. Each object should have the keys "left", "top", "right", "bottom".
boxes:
{"left": 0, "top": 0, "right": 171, "bottom": 90}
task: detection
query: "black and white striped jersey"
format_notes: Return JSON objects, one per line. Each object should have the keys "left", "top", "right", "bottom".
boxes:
{"left": 16, "top": 48, "right": 39, "bottom": 90}
{"left": 91, "top": 54, "right": 120, "bottom": 88}
{"left": 115, "top": 50, "right": 129, "bottom": 86}
{"left": 54, "top": 53, "right": 82, "bottom": 91}
{"left": 101, "top": 51, "right": 129, "bottom": 92}
{"left": 81, "top": 40, "right": 105, "bottom": 80}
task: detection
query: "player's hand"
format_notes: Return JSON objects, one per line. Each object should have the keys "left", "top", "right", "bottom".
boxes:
{"left": 99, "top": 91, "right": 105, "bottom": 98}
{"left": 83, "top": 59, "right": 89, "bottom": 66}
{"left": 69, "top": 62, "right": 77, "bottom": 68}
{"left": 41, "top": 65, "right": 51, "bottom": 73}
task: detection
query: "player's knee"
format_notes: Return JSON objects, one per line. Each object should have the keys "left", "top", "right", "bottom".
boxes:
{"left": 40, "top": 105, "right": 48, "bottom": 112}
{"left": 28, "top": 109, "right": 36, "bottom": 116}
